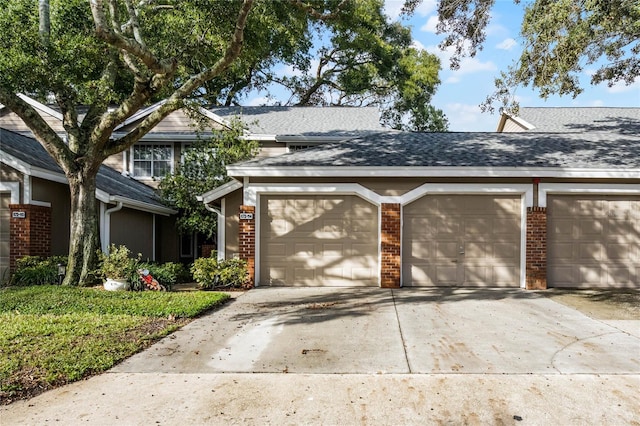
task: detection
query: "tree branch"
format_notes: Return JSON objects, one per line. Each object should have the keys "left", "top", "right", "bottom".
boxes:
{"left": 91, "top": 0, "right": 177, "bottom": 75}
{"left": 103, "top": 0, "right": 255, "bottom": 156}
{"left": 0, "top": 91, "right": 73, "bottom": 172}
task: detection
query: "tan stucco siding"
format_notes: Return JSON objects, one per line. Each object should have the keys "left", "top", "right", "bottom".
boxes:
{"left": 32, "top": 178, "right": 71, "bottom": 256}
{"left": 110, "top": 208, "right": 154, "bottom": 260}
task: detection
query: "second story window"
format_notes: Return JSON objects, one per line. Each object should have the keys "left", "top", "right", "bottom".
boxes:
{"left": 132, "top": 143, "right": 173, "bottom": 178}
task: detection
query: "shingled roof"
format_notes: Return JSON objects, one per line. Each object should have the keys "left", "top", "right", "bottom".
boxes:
{"left": 517, "top": 107, "right": 640, "bottom": 133}
{"left": 0, "top": 128, "right": 173, "bottom": 214}
{"left": 227, "top": 131, "right": 640, "bottom": 175}
{"left": 210, "top": 106, "right": 387, "bottom": 137}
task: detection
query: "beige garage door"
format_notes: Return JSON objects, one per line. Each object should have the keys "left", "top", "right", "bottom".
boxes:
{"left": 403, "top": 194, "right": 521, "bottom": 287}
{"left": 260, "top": 194, "right": 378, "bottom": 286}
{"left": 548, "top": 195, "right": 640, "bottom": 288}
{"left": 0, "top": 193, "right": 9, "bottom": 282}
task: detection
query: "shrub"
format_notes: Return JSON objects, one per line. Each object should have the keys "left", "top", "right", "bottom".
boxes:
{"left": 191, "top": 255, "right": 248, "bottom": 289}
{"left": 10, "top": 255, "right": 68, "bottom": 286}
{"left": 97, "top": 245, "right": 140, "bottom": 282}
{"left": 136, "top": 262, "right": 191, "bottom": 291}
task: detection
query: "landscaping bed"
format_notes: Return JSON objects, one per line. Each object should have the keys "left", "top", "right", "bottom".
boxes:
{"left": 0, "top": 285, "right": 229, "bottom": 404}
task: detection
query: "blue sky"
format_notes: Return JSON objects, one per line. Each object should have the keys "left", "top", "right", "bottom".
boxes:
{"left": 247, "top": 0, "right": 640, "bottom": 131}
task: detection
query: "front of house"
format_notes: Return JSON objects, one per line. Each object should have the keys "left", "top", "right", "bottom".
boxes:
{"left": 201, "top": 130, "right": 640, "bottom": 289}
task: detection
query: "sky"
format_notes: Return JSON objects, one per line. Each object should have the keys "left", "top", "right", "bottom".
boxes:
{"left": 246, "top": 0, "right": 640, "bottom": 132}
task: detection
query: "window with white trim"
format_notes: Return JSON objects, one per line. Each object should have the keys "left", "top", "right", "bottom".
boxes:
{"left": 131, "top": 143, "right": 173, "bottom": 178}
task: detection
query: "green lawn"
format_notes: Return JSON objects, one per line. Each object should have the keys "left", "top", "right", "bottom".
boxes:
{"left": 0, "top": 285, "right": 229, "bottom": 404}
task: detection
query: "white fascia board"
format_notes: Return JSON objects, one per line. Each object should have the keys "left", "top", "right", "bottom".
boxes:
{"left": 274, "top": 135, "right": 353, "bottom": 143}
{"left": 242, "top": 133, "right": 277, "bottom": 142}
{"left": 538, "top": 183, "right": 640, "bottom": 207}
{"left": 0, "top": 182, "right": 20, "bottom": 204}
{"left": 198, "top": 107, "right": 232, "bottom": 129}
{"left": 97, "top": 189, "right": 176, "bottom": 215}
{"left": 112, "top": 132, "right": 208, "bottom": 142}
{"left": 244, "top": 183, "right": 384, "bottom": 206}
{"left": 115, "top": 100, "right": 166, "bottom": 130}
{"left": 226, "top": 166, "right": 640, "bottom": 179}
{"left": 1, "top": 151, "right": 68, "bottom": 184}
{"left": 197, "top": 179, "right": 243, "bottom": 204}
{"left": 17, "top": 94, "right": 64, "bottom": 121}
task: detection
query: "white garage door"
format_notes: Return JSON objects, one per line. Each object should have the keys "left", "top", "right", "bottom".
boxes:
{"left": 548, "top": 195, "right": 640, "bottom": 288}
{"left": 403, "top": 194, "right": 522, "bottom": 287}
{"left": 260, "top": 194, "right": 378, "bottom": 286}
{"left": 0, "top": 193, "right": 9, "bottom": 282}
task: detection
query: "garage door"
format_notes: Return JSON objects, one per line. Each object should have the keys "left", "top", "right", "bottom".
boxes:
{"left": 0, "top": 193, "right": 9, "bottom": 282}
{"left": 548, "top": 195, "right": 640, "bottom": 288}
{"left": 260, "top": 194, "right": 378, "bottom": 286}
{"left": 403, "top": 194, "right": 521, "bottom": 287}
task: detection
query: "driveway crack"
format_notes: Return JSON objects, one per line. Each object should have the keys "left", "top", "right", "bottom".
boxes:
{"left": 391, "top": 289, "right": 412, "bottom": 373}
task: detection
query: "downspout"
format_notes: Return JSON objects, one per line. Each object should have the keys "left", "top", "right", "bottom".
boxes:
{"left": 101, "top": 201, "right": 123, "bottom": 253}
{"left": 204, "top": 203, "right": 224, "bottom": 260}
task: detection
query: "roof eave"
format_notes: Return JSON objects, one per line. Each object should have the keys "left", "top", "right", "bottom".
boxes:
{"left": 197, "top": 179, "right": 243, "bottom": 204}
{"left": 226, "top": 166, "right": 640, "bottom": 179}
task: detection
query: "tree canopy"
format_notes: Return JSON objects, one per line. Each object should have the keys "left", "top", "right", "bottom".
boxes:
{"left": 418, "top": 0, "right": 640, "bottom": 113}
{"left": 0, "top": 0, "right": 441, "bottom": 285}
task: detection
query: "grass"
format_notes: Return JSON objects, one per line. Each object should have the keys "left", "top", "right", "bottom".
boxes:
{"left": 0, "top": 285, "right": 229, "bottom": 404}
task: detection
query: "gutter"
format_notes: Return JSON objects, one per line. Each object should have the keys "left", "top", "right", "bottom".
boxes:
{"left": 101, "top": 201, "right": 123, "bottom": 253}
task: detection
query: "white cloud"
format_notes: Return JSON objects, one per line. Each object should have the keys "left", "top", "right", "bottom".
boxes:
{"left": 606, "top": 78, "right": 640, "bottom": 94}
{"left": 496, "top": 38, "right": 517, "bottom": 51}
{"left": 589, "top": 100, "right": 605, "bottom": 106}
{"left": 420, "top": 15, "right": 439, "bottom": 33}
{"left": 411, "top": 39, "right": 426, "bottom": 51}
{"left": 425, "top": 44, "right": 496, "bottom": 77}
{"left": 444, "top": 103, "right": 494, "bottom": 131}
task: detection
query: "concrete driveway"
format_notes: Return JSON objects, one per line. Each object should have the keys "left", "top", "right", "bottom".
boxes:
{"left": 3, "top": 287, "right": 639, "bottom": 425}
{"left": 111, "top": 287, "right": 639, "bottom": 375}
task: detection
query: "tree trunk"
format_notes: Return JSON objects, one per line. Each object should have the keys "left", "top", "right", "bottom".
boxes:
{"left": 63, "top": 171, "right": 100, "bottom": 286}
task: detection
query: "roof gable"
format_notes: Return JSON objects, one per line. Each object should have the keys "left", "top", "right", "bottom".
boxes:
{"left": 503, "top": 107, "right": 640, "bottom": 133}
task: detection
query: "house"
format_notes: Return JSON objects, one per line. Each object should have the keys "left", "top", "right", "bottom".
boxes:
{"left": 200, "top": 127, "right": 640, "bottom": 289}
{"left": 0, "top": 128, "right": 176, "bottom": 279}
{"left": 0, "top": 96, "right": 388, "bottom": 276}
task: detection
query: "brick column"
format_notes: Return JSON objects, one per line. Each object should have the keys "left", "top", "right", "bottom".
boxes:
{"left": 526, "top": 207, "right": 547, "bottom": 290}
{"left": 381, "top": 203, "right": 401, "bottom": 288}
{"left": 239, "top": 205, "right": 255, "bottom": 288}
{"left": 9, "top": 204, "right": 52, "bottom": 271}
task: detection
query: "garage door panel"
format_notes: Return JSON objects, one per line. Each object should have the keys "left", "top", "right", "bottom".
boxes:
{"left": 403, "top": 194, "right": 521, "bottom": 287}
{"left": 548, "top": 195, "right": 640, "bottom": 288}
{"left": 260, "top": 195, "right": 378, "bottom": 286}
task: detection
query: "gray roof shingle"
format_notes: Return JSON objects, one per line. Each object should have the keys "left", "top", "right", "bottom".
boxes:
{"left": 518, "top": 107, "right": 640, "bottom": 133}
{"left": 210, "top": 106, "right": 386, "bottom": 137}
{"left": 230, "top": 131, "right": 640, "bottom": 170}
{"left": 0, "top": 128, "right": 170, "bottom": 211}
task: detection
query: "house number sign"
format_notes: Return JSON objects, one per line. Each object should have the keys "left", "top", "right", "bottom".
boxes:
{"left": 12, "top": 211, "right": 26, "bottom": 219}
{"left": 239, "top": 213, "right": 254, "bottom": 220}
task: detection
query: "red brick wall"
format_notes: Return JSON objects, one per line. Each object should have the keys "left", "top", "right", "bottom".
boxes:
{"left": 238, "top": 205, "right": 255, "bottom": 288}
{"left": 526, "top": 207, "right": 547, "bottom": 290}
{"left": 9, "top": 204, "right": 52, "bottom": 271}
{"left": 381, "top": 203, "right": 401, "bottom": 288}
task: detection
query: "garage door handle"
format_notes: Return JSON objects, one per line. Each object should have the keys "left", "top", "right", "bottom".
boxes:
{"left": 451, "top": 260, "right": 458, "bottom": 263}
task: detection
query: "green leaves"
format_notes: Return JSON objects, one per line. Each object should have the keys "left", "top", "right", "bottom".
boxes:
{"left": 159, "top": 119, "right": 258, "bottom": 238}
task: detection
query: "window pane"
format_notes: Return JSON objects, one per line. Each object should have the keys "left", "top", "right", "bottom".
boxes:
{"left": 134, "top": 145, "right": 152, "bottom": 160}
{"left": 153, "top": 160, "right": 171, "bottom": 177}
{"left": 134, "top": 161, "right": 152, "bottom": 177}
{"left": 153, "top": 145, "right": 171, "bottom": 160}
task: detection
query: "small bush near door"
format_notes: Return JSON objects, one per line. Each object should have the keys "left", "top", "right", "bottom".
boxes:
{"left": 10, "top": 255, "right": 69, "bottom": 286}
{"left": 192, "top": 256, "right": 248, "bottom": 289}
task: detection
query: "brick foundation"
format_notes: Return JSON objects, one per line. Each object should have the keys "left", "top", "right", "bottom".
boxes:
{"left": 526, "top": 207, "right": 547, "bottom": 290}
{"left": 9, "top": 204, "right": 52, "bottom": 271}
{"left": 238, "top": 205, "right": 255, "bottom": 288}
{"left": 381, "top": 203, "right": 401, "bottom": 288}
